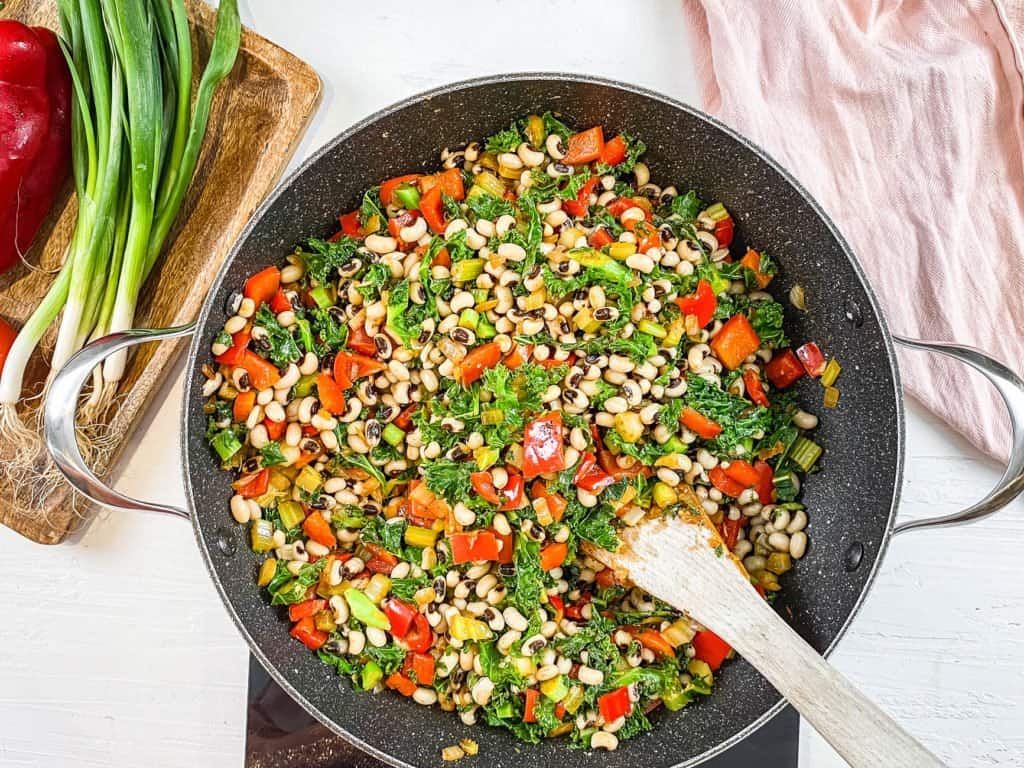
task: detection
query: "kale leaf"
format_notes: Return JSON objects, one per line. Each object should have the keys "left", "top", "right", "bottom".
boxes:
{"left": 254, "top": 305, "right": 300, "bottom": 367}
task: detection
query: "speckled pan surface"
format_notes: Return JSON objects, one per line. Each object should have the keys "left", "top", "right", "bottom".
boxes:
{"left": 181, "top": 74, "right": 904, "bottom": 768}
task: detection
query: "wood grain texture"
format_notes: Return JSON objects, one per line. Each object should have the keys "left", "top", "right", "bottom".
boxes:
{"left": 0, "top": 0, "right": 321, "bottom": 544}
{"left": 593, "top": 515, "right": 945, "bottom": 768}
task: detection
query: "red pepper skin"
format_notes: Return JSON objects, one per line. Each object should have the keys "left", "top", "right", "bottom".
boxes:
{"left": 599, "top": 134, "right": 628, "bottom": 166}
{"left": 288, "top": 598, "right": 326, "bottom": 622}
{"left": 384, "top": 598, "right": 418, "bottom": 638}
{"left": 674, "top": 279, "right": 717, "bottom": 328}
{"left": 522, "top": 412, "right": 565, "bottom": 479}
{"left": 290, "top": 616, "right": 327, "bottom": 650}
{"left": 588, "top": 227, "right": 613, "bottom": 248}
{"left": 597, "top": 687, "right": 632, "bottom": 723}
{"left": 233, "top": 468, "right": 269, "bottom": 499}
{"left": 743, "top": 369, "right": 770, "bottom": 407}
{"left": 561, "top": 176, "right": 598, "bottom": 218}
{"left": 753, "top": 460, "right": 776, "bottom": 504}
{"left": 765, "top": 349, "right": 806, "bottom": 389}
{"left": 708, "top": 466, "right": 746, "bottom": 498}
{"left": 796, "top": 342, "right": 827, "bottom": 377}
{"left": 714, "top": 216, "right": 735, "bottom": 247}
{"left": 692, "top": 630, "right": 731, "bottom": 671}
{"left": 396, "top": 613, "right": 432, "bottom": 654}
{"left": 450, "top": 531, "right": 501, "bottom": 563}
{"left": 1, "top": 23, "right": 71, "bottom": 275}
{"left": 573, "top": 451, "right": 615, "bottom": 493}
{"left": 0, "top": 316, "right": 16, "bottom": 375}
{"left": 523, "top": 688, "right": 540, "bottom": 723}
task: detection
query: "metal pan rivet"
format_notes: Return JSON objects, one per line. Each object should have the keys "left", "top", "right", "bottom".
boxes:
{"left": 215, "top": 526, "right": 237, "bottom": 557}
{"left": 843, "top": 541, "right": 865, "bottom": 571}
{"left": 843, "top": 298, "right": 864, "bottom": 328}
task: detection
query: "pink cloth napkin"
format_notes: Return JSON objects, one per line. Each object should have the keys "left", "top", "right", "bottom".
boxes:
{"left": 680, "top": 0, "right": 1024, "bottom": 462}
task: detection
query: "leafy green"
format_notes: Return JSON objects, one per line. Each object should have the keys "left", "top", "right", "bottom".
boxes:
{"left": 658, "top": 397, "right": 686, "bottom": 430}
{"left": 595, "top": 134, "right": 646, "bottom": 175}
{"left": 317, "top": 648, "right": 359, "bottom": 677}
{"left": 337, "top": 451, "right": 387, "bottom": 488}
{"left": 618, "top": 709, "right": 654, "bottom": 741}
{"left": 466, "top": 189, "right": 515, "bottom": 221}
{"left": 364, "top": 643, "right": 406, "bottom": 675}
{"left": 556, "top": 170, "right": 592, "bottom": 201}
{"left": 542, "top": 111, "right": 572, "bottom": 142}
{"left": 260, "top": 441, "right": 286, "bottom": 467}
{"left": 421, "top": 458, "right": 474, "bottom": 503}
{"left": 685, "top": 374, "right": 772, "bottom": 455}
{"left": 671, "top": 190, "right": 704, "bottom": 220}
{"left": 556, "top": 614, "right": 619, "bottom": 673}
{"left": 301, "top": 237, "right": 361, "bottom": 284}
{"left": 390, "top": 575, "right": 429, "bottom": 601}
{"left": 749, "top": 300, "right": 788, "bottom": 348}
{"left": 269, "top": 559, "right": 326, "bottom": 605}
{"left": 564, "top": 500, "right": 620, "bottom": 551}
{"left": 356, "top": 262, "right": 391, "bottom": 301}
{"left": 509, "top": 534, "right": 544, "bottom": 615}
{"left": 361, "top": 515, "right": 407, "bottom": 555}
{"left": 254, "top": 305, "right": 300, "bottom": 367}
{"left": 442, "top": 192, "right": 462, "bottom": 221}
{"left": 359, "top": 186, "right": 384, "bottom": 231}
{"left": 308, "top": 307, "right": 347, "bottom": 351}
{"left": 485, "top": 124, "right": 522, "bottom": 152}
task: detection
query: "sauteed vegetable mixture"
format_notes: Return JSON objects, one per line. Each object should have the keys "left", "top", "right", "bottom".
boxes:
{"left": 202, "top": 114, "right": 835, "bottom": 752}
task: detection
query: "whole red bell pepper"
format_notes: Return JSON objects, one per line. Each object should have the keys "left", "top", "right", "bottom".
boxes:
{"left": 1, "top": 21, "right": 71, "bottom": 275}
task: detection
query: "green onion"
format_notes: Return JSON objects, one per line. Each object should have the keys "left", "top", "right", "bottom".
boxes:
{"left": 393, "top": 183, "right": 420, "bottom": 210}
{"left": 789, "top": 436, "right": 822, "bottom": 473}
{"left": 450, "top": 258, "right": 485, "bottom": 282}
{"left": 821, "top": 358, "right": 841, "bottom": 387}
{"left": 382, "top": 423, "right": 405, "bottom": 447}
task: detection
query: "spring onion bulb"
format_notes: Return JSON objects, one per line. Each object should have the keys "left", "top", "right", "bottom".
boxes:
{"left": 0, "top": 0, "right": 240, "bottom": 433}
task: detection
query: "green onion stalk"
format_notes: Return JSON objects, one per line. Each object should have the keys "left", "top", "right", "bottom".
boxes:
{"left": 0, "top": 0, "right": 240, "bottom": 441}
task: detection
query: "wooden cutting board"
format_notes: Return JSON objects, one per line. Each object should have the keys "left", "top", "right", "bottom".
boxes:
{"left": 0, "top": 0, "right": 321, "bottom": 544}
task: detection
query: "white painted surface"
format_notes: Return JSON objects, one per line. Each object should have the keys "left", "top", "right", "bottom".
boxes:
{"left": 1, "top": 2, "right": 1022, "bottom": 767}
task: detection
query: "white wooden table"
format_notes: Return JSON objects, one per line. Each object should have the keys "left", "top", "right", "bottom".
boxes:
{"left": 1, "top": 2, "right": 1022, "bottom": 766}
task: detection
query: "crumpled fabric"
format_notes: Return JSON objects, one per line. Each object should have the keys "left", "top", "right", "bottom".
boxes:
{"left": 680, "top": 0, "right": 1024, "bottom": 462}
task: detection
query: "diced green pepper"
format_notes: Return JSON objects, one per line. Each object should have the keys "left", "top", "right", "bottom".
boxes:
{"left": 450, "top": 258, "right": 485, "bottom": 283}
{"left": 382, "top": 423, "right": 405, "bottom": 447}
{"left": 361, "top": 660, "right": 384, "bottom": 690}
{"left": 309, "top": 285, "right": 333, "bottom": 309}
{"left": 293, "top": 372, "right": 319, "bottom": 398}
{"left": 476, "top": 315, "right": 497, "bottom": 340}
{"left": 278, "top": 500, "right": 305, "bottom": 531}
{"left": 343, "top": 587, "right": 391, "bottom": 629}
{"left": 211, "top": 430, "right": 242, "bottom": 462}
{"left": 394, "top": 183, "right": 421, "bottom": 211}
{"left": 637, "top": 319, "right": 667, "bottom": 339}
{"left": 474, "top": 445, "right": 500, "bottom": 470}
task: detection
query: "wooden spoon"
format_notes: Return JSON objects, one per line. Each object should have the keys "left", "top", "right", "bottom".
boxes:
{"left": 586, "top": 508, "right": 945, "bottom": 767}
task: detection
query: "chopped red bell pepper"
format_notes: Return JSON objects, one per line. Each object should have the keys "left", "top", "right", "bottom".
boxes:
{"left": 743, "top": 369, "right": 770, "bottom": 407}
{"left": 633, "top": 629, "right": 676, "bottom": 658}
{"left": 531, "top": 480, "right": 567, "bottom": 521}
{"left": 450, "top": 531, "right": 501, "bottom": 563}
{"left": 380, "top": 173, "right": 422, "bottom": 206}
{"left": 406, "top": 651, "right": 436, "bottom": 685}
{"left": 396, "top": 612, "right": 433, "bottom": 653}
{"left": 333, "top": 351, "right": 387, "bottom": 390}
{"left": 796, "top": 342, "right": 827, "bottom": 377}
{"left": 494, "top": 529, "right": 515, "bottom": 564}
{"left": 419, "top": 167, "right": 465, "bottom": 201}
{"left": 754, "top": 460, "right": 775, "bottom": 504}
{"left": 710, "top": 314, "right": 761, "bottom": 370}
{"left": 765, "top": 349, "right": 805, "bottom": 389}
{"left": 364, "top": 542, "right": 399, "bottom": 574}
{"left": 540, "top": 542, "right": 568, "bottom": 572}
{"left": 503, "top": 343, "right": 530, "bottom": 370}
{"left": 457, "top": 341, "right": 503, "bottom": 385}
{"left": 714, "top": 216, "right": 734, "bottom": 248}
{"left": 723, "top": 459, "right": 760, "bottom": 488}
{"left": 384, "top": 598, "right": 419, "bottom": 638}
{"left": 385, "top": 671, "right": 418, "bottom": 697}
{"left": 419, "top": 184, "right": 446, "bottom": 233}
{"left": 388, "top": 210, "right": 418, "bottom": 240}
{"left": 636, "top": 224, "right": 662, "bottom": 254}
{"left": 243, "top": 266, "right": 281, "bottom": 308}
{"left": 692, "top": 630, "right": 731, "bottom": 671}
{"left": 523, "top": 688, "right": 540, "bottom": 723}
{"left": 338, "top": 210, "right": 361, "bottom": 238}
{"left": 288, "top": 598, "right": 327, "bottom": 622}
{"left": 719, "top": 516, "right": 743, "bottom": 550}
{"left": 290, "top": 616, "right": 327, "bottom": 650}
{"left": 316, "top": 372, "right": 348, "bottom": 416}
{"left": 233, "top": 468, "right": 269, "bottom": 499}
{"left": 264, "top": 418, "right": 286, "bottom": 441}
{"left": 303, "top": 511, "right": 337, "bottom": 548}
{"left": 597, "top": 686, "right": 632, "bottom": 723}
{"left": 523, "top": 412, "right": 565, "bottom": 479}
{"left": 215, "top": 330, "right": 250, "bottom": 366}
{"left": 239, "top": 351, "right": 280, "bottom": 390}
{"left": 393, "top": 403, "right": 418, "bottom": 430}
{"left": 708, "top": 466, "right": 746, "bottom": 498}
{"left": 269, "top": 289, "right": 293, "bottom": 314}
{"left": 681, "top": 407, "right": 722, "bottom": 440}
{"left": 599, "top": 134, "right": 628, "bottom": 166}
{"left": 346, "top": 323, "right": 378, "bottom": 356}
{"left": 573, "top": 451, "right": 616, "bottom": 493}
{"left": 674, "top": 279, "right": 717, "bottom": 328}
{"left": 564, "top": 593, "right": 591, "bottom": 620}
{"left": 547, "top": 594, "right": 565, "bottom": 623}
{"left": 470, "top": 471, "right": 501, "bottom": 505}
{"left": 562, "top": 126, "right": 605, "bottom": 165}
{"left": 499, "top": 472, "right": 525, "bottom": 511}
{"left": 588, "top": 227, "right": 614, "bottom": 248}
{"left": 561, "top": 176, "right": 598, "bottom": 218}
{"left": 233, "top": 390, "right": 256, "bottom": 423}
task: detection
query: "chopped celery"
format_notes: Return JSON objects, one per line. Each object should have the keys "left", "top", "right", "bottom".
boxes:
{"left": 309, "top": 285, "right": 333, "bottom": 309}
{"left": 562, "top": 685, "right": 585, "bottom": 714}
{"left": 471, "top": 288, "right": 490, "bottom": 304}
{"left": 572, "top": 248, "right": 630, "bottom": 282}
{"left": 540, "top": 674, "right": 569, "bottom": 701}
{"left": 773, "top": 470, "right": 798, "bottom": 500}
{"left": 295, "top": 465, "right": 323, "bottom": 494}
{"left": 573, "top": 308, "right": 600, "bottom": 334}
{"left": 703, "top": 202, "right": 729, "bottom": 222}
{"left": 211, "top": 430, "right": 242, "bottom": 462}
{"left": 789, "top": 436, "right": 822, "bottom": 472}
{"left": 823, "top": 386, "right": 840, "bottom": 409}
{"left": 637, "top": 319, "right": 667, "bottom": 339}
{"left": 459, "top": 308, "right": 480, "bottom": 330}
{"left": 250, "top": 519, "right": 276, "bottom": 552}
{"left": 405, "top": 525, "right": 440, "bottom": 548}
{"left": 821, "top": 358, "right": 841, "bottom": 387}
{"left": 476, "top": 315, "right": 497, "bottom": 340}
{"left": 293, "top": 372, "right": 318, "bottom": 398}
{"left": 450, "top": 258, "right": 485, "bottom": 282}
{"left": 364, "top": 573, "right": 392, "bottom": 603}
{"left": 394, "top": 183, "right": 420, "bottom": 211}
{"left": 472, "top": 171, "right": 506, "bottom": 199}
{"left": 278, "top": 500, "right": 305, "bottom": 530}
{"left": 361, "top": 660, "right": 383, "bottom": 690}
{"left": 382, "top": 423, "right": 405, "bottom": 447}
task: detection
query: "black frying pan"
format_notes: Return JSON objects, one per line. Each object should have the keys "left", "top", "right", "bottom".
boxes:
{"left": 45, "top": 74, "right": 1024, "bottom": 768}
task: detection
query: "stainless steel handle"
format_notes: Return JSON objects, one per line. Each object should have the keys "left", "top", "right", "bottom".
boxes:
{"left": 893, "top": 335, "right": 1024, "bottom": 535}
{"left": 44, "top": 323, "right": 197, "bottom": 520}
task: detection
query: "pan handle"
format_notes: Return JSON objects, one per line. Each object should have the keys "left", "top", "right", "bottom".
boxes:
{"left": 892, "top": 335, "right": 1024, "bottom": 535}
{"left": 44, "top": 323, "right": 197, "bottom": 521}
